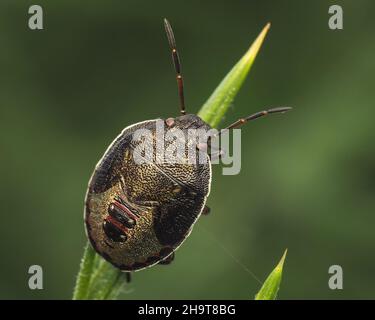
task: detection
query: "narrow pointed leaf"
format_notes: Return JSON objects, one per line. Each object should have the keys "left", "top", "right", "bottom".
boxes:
{"left": 198, "top": 23, "right": 271, "bottom": 128}
{"left": 255, "top": 249, "right": 287, "bottom": 300}
{"left": 73, "top": 22, "right": 272, "bottom": 301}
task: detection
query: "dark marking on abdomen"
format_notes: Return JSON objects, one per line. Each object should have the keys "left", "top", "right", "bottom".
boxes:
{"left": 103, "top": 218, "right": 127, "bottom": 243}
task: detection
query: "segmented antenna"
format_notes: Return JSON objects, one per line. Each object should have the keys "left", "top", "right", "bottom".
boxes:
{"left": 164, "top": 18, "right": 186, "bottom": 115}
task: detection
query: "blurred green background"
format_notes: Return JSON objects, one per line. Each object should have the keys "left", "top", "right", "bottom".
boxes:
{"left": 1, "top": 0, "right": 374, "bottom": 299}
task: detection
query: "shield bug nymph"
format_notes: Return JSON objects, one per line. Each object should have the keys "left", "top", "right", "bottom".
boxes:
{"left": 84, "top": 19, "right": 291, "bottom": 277}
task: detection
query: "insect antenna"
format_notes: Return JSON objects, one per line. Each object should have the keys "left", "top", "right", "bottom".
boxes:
{"left": 164, "top": 18, "right": 186, "bottom": 116}
{"left": 215, "top": 107, "right": 292, "bottom": 139}
{"left": 225, "top": 107, "right": 292, "bottom": 130}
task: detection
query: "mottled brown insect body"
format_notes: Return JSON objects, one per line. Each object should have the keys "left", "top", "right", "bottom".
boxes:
{"left": 84, "top": 19, "right": 291, "bottom": 274}
{"left": 85, "top": 115, "right": 212, "bottom": 271}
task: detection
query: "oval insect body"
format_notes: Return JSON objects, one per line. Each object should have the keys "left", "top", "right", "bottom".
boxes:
{"left": 85, "top": 115, "right": 212, "bottom": 271}
{"left": 84, "top": 19, "right": 291, "bottom": 274}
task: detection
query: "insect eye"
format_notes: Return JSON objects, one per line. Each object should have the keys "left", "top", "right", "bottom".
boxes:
{"left": 165, "top": 117, "right": 175, "bottom": 127}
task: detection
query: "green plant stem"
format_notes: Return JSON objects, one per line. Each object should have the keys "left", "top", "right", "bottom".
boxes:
{"left": 73, "top": 23, "right": 270, "bottom": 300}
{"left": 72, "top": 243, "right": 96, "bottom": 300}
{"left": 73, "top": 244, "right": 126, "bottom": 300}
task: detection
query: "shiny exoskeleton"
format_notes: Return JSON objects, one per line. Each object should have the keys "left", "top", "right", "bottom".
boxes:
{"left": 85, "top": 115, "right": 212, "bottom": 271}
{"left": 84, "top": 19, "right": 291, "bottom": 274}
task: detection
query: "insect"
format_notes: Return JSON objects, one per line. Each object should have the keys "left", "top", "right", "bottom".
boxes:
{"left": 84, "top": 19, "right": 291, "bottom": 280}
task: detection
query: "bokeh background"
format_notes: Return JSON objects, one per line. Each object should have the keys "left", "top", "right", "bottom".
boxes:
{"left": 1, "top": 0, "right": 374, "bottom": 299}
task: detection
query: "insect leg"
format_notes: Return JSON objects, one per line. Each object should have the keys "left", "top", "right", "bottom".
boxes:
{"left": 125, "top": 272, "right": 132, "bottom": 283}
{"left": 202, "top": 205, "right": 211, "bottom": 215}
{"left": 211, "top": 150, "right": 226, "bottom": 162}
{"left": 158, "top": 252, "right": 175, "bottom": 265}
